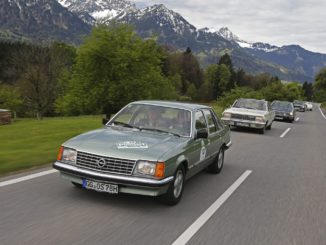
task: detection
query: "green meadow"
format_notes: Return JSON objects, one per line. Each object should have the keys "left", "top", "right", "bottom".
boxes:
{"left": 0, "top": 115, "right": 102, "bottom": 175}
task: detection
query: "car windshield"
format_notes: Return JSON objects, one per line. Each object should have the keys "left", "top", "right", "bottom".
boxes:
{"left": 271, "top": 101, "right": 293, "bottom": 111}
{"left": 293, "top": 100, "right": 304, "bottom": 105}
{"left": 233, "top": 99, "right": 267, "bottom": 111}
{"left": 108, "top": 104, "right": 192, "bottom": 137}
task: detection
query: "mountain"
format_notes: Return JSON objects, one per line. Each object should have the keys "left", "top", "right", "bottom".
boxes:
{"left": 217, "top": 27, "right": 326, "bottom": 81}
{"left": 1, "top": 0, "right": 325, "bottom": 82}
{"left": 58, "top": 0, "right": 137, "bottom": 24}
{"left": 0, "top": 0, "right": 91, "bottom": 44}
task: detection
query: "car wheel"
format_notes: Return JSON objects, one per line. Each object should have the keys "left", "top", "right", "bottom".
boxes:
{"left": 161, "top": 166, "right": 185, "bottom": 205}
{"left": 72, "top": 182, "right": 83, "bottom": 188}
{"left": 259, "top": 126, "right": 266, "bottom": 134}
{"left": 266, "top": 122, "right": 272, "bottom": 130}
{"left": 208, "top": 147, "right": 224, "bottom": 174}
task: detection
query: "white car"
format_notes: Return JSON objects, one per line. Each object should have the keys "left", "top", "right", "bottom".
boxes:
{"left": 221, "top": 98, "right": 275, "bottom": 134}
{"left": 305, "top": 102, "right": 313, "bottom": 111}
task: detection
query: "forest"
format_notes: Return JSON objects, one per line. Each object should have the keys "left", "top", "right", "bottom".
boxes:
{"left": 0, "top": 24, "right": 325, "bottom": 119}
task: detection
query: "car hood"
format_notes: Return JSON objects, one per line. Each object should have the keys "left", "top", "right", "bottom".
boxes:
{"left": 63, "top": 127, "right": 189, "bottom": 161}
{"left": 224, "top": 107, "right": 267, "bottom": 117}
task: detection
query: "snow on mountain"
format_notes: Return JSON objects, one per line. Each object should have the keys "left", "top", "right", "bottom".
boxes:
{"left": 216, "top": 27, "right": 279, "bottom": 52}
{"left": 58, "top": 0, "right": 136, "bottom": 23}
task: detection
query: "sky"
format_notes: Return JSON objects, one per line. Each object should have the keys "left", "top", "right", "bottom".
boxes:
{"left": 130, "top": 0, "right": 326, "bottom": 54}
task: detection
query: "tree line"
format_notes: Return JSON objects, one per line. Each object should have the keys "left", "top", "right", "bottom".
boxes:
{"left": 0, "top": 24, "right": 325, "bottom": 119}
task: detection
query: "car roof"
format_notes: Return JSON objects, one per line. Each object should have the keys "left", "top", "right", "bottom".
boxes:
{"left": 130, "top": 100, "right": 211, "bottom": 111}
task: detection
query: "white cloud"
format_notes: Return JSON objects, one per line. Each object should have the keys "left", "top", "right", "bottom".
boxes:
{"left": 130, "top": 0, "right": 326, "bottom": 53}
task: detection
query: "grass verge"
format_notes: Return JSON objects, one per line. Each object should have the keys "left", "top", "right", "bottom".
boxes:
{"left": 0, "top": 115, "right": 103, "bottom": 176}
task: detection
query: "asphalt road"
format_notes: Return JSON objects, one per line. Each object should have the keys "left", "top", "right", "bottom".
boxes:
{"left": 1, "top": 105, "right": 325, "bottom": 245}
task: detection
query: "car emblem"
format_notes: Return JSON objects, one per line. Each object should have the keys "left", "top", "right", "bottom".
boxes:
{"left": 97, "top": 158, "right": 106, "bottom": 168}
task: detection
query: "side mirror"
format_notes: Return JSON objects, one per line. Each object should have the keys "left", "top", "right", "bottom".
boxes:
{"left": 196, "top": 128, "right": 208, "bottom": 139}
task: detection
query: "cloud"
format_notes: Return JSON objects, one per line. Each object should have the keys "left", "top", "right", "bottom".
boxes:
{"left": 130, "top": 0, "right": 326, "bottom": 53}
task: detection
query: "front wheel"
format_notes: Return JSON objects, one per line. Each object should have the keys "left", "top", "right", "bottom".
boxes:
{"left": 161, "top": 166, "right": 185, "bottom": 205}
{"left": 208, "top": 148, "right": 224, "bottom": 174}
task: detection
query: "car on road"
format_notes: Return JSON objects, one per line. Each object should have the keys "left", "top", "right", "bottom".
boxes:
{"left": 221, "top": 98, "right": 275, "bottom": 134}
{"left": 293, "top": 100, "right": 306, "bottom": 112}
{"left": 53, "top": 101, "right": 232, "bottom": 205}
{"left": 271, "top": 100, "right": 296, "bottom": 123}
{"left": 305, "top": 102, "right": 313, "bottom": 111}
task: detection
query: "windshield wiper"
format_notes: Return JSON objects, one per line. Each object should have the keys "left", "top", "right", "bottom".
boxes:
{"left": 140, "top": 127, "right": 181, "bottom": 137}
{"left": 111, "top": 121, "right": 140, "bottom": 130}
{"left": 243, "top": 106, "right": 259, "bottom": 110}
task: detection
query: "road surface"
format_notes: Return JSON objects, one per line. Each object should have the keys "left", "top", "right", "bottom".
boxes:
{"left": 1, "top": 105, "right": 325, "bottom": 245}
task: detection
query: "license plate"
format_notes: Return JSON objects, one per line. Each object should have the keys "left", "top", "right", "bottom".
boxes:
{"left": 275, "top": 116, "right": 283, "bottom": 120}
{"left": 82, "top": 179, "right": 118, "bottom": 194}
{"left": 236, "top": 122, "right": 249, "bottom": 127}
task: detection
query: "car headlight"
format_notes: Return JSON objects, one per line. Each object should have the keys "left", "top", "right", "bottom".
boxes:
{"left": 222, "top": 112, "right": 231, "bottom": 119}
{"left": 289, "top": 112, "right": 293, "bottom": 116}
{"left": 57, "top": 146, "right": 77, "bottom": 164}
{"left": 255, "top": 116, "right": 265, "bottom": 123}
{"left": 133, "top": 161, "right": 165, "bottom": 178}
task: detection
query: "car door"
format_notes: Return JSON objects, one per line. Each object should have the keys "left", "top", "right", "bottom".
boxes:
{"left": 186, "top": 110, "right": 210, "bottom": 176}
{"left": 202, "top": 109, "right": 224, "bottom": 161}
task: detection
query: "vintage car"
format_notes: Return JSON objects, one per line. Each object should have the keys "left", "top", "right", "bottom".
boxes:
{"left": 221, "top": 98, "right": 275, "bottom": 134}
{"left": 293, "top": 100, "right": 306, "bottom": 112}
{"left": 305, "top": 102, "right": 313, "bottom": 111}
{"left": 53, "top": 101, "right": 232, "bottom": 205}
{"left": 271, "top": 100, "right": 296, "bottom": 123}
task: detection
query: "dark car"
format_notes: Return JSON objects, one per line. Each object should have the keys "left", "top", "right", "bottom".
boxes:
{"left": 271, "top": 101, "right": 296, "bottom": 123}
{"left": 293, "top": 100, "right": 306, "bottom": 112}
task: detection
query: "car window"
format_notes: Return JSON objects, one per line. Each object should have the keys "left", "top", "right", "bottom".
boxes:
{"left": 203, "top": 109, "right": 221, "bottom": 134}
{"left": 195, "top": 111, "right": 207, "bottom": 130}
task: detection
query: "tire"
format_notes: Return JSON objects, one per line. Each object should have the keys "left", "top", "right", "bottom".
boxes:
{"left": 72, "top": 182, "right": 83, "bottom": 188}
{"left": 259, "top": 125, "right": 266, "bottom": 134}
{"left": 208, "top": 147, "right": 224, "bottom": 174}
{"left": 161, "top": 166, "right": 185, "bottom": 205}
{"left": 266, "top": 122, "right": 272, "bottom": 130}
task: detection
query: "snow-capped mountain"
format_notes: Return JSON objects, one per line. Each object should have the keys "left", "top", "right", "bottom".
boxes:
{"left": 217, "top": 27, "right": 279, "bottom": 52}
{"left": 0, "top": 0, "right": 90, "bottom": 43}
{"left": 1, "top": 0, "right": 325, "bottom": 82}
{"left": 58, "top": 0, "right": 137, "bottom": 24}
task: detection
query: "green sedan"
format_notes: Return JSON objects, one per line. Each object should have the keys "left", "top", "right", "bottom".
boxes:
{"left": 53, "top": 101, "right": 232, "bottom": 205}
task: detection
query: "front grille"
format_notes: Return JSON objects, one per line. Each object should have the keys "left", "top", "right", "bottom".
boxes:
{"left": 231, "top": 114, "right": 256, "bottom": 121}
{"left": 76, "top": 151, "right": 136, "bottom": 175}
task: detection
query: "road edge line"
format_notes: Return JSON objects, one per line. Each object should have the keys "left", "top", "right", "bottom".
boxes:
{"left": 0, "top": 169, "right": 58, "bottom": 188}
{"left": 319, "top": 104, "right": 326, "bottom": 119}
{"left": 171, "top": 170, "right": 252, "bottom": 245}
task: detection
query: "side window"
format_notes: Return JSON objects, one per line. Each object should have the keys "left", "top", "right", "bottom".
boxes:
{"left": 195, "top": 111, "right": 207, "bottom": 130}
{"left": 203, "top": 109, "right": 220, "bottom": 134}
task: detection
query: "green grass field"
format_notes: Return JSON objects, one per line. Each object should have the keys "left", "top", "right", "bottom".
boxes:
{"left": 0, "top": 116, "right": 103, "bottom": 175}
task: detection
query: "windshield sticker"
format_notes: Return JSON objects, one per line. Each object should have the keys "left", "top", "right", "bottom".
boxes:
{"left": 117, "top": 141, "right": 149, "bottom": 149}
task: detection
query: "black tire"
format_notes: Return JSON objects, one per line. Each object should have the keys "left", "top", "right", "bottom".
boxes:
{"left": 266, "top": 122, "right": 272, "bottom": 130}
{"left": 161, "top": 166, "right": 185, "bottom": 206}
{"left": 72, "top": 182, "right": 83, "bottom": 188}
{"left": 208, "top": 148, "right": 224, "bottom": 174}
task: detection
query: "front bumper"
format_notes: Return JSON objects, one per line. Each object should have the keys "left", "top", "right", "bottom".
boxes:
{"left": 53, "top": 161, "right": 173, "bottom": 196}
{"left": 274, "top": 114, "right": 294, "bottom": 121}
{"left": 222, "top": 118, "right": 265, "bottom": 129}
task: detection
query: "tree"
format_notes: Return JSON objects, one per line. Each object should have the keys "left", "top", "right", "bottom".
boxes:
{"left": 313, "top": 67, "right": 326, "bottom": 102}
{"left": 57, "top": 24, "right": 176, "bottom": 116}
{"left": 0, "top": 84, "right": 22, "bottom": 118}
{"left": 302, "top": 81, "right": 313, "bottom": 101}
{"left": 213, "top": 64, "right": 232, "bottom": 99}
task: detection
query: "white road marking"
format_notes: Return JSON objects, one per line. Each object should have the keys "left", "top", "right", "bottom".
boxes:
{"left": 319, "top": 105, "right": 326, "bottom": 119}
{"left": 295, "top": 117, "right": 300, "bottom": 122}
{"left": 171, "top": 170, "right": 252, "bottom": 245}
{"left": 280, "top": 128, "right": 291, "bottom": 138}
{"left": 0, "top": 169, "right": 58, "bottom": 188}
